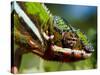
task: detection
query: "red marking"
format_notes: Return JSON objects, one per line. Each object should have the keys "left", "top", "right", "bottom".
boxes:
{"left": 74, "top": 53, "right": 82, "bottom": 59}
{"left": 62, "top": 51, "right": 83, "bottom": 62}
{"left": 63, "top": 52, "right": 71, "bottom": 56}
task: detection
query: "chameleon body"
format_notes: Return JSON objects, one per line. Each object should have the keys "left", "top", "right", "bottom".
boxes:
{"left": 11, "top": 1, "right": 94, "bottom": 73}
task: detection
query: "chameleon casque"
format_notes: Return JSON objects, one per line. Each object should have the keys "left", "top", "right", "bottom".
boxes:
{"left": 11, "top": 1, "right": 94, "bottom": 73}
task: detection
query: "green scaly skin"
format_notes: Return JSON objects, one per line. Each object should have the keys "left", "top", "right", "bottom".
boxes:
{"left": 12, "top": 2, "right": 94, "bottom": 62}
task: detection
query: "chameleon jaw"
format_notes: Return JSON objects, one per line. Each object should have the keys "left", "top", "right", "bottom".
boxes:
{"left": 52, "top": 45, "right": 92, "bottom": 59}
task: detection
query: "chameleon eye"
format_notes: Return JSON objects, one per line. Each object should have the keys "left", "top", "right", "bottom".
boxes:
{"left": 72, "top": 38, "right": 77, "bottom": 41}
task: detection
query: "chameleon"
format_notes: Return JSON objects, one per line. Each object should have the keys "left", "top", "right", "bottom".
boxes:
{"left": 11, "top": 1, "right": 94, "bottom": 73}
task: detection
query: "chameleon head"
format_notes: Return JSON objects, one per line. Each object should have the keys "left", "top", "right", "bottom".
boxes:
{"left": 52, "top": 16, "right": 94, "bottom": 62}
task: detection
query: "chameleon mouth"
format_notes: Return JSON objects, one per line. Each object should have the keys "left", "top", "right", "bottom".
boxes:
{"left": 52, "top": 45, "right": 92, "bottom": 59}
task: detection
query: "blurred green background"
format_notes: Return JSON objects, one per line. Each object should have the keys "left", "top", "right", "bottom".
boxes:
{"left": 19, "top": 3, "right": 97, "bottom": 73}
